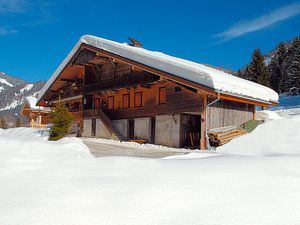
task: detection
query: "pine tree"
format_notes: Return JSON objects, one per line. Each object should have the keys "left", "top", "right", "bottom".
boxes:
{"left": 0, "top": 118, "right": 8, "bottom": 129}
{"left": 15, "top": 118, "right": 21, "bottom": 127}
{"left": 285, "top": 37, "right": 300, "bottom": 92}
{"left": 237, "top": 69, "right": 242, "bottom": 77}
{"left": 246, "top": 49, "right": 270, "bottom": 87}
{"left": 49, "top": 103, "right": 74, "bottom": 141}
{"left": 269, "top": 43, "right": 287, "bottom": 93}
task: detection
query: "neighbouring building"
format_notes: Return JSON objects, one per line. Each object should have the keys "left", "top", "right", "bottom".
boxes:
{"left": 20, "top": 96, "right": 50, "bottom": 128}
{"left": 37, "top": 35, "right": 279, "bottom": 149}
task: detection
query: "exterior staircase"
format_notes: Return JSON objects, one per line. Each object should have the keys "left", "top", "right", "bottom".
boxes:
{"left": 98, "top": 109, "right": 126, "bottom": 141}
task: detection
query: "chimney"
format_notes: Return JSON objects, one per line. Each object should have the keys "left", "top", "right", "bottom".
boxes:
{"left": 128, "top": 37, "right": 142, "bottom": 47}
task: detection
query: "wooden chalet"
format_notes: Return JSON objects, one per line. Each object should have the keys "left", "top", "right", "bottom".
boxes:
{"left": 37, "top": 35, "right": 279, "bottom": 149}
{"left": 21, "top": 97, "right": 50, "bottom": 128}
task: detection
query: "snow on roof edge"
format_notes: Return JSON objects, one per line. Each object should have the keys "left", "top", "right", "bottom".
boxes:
{"left": 38, "top": 35, "right": 279, "bottom": 104}
{"left": 24, "top": 96, "right": 50, "bottom": 111}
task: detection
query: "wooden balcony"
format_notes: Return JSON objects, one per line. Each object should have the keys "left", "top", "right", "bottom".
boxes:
{"left": 52, "top": 85, "right": 83, "bottom": 100}
{"left": 84, "top": 73, "right": 159, "bottom": 93}
{"left": 83, "top": 109, "right": 102, "bottom": 118}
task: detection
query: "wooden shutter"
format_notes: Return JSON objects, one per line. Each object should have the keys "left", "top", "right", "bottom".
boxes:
{"left": 134, "top": 92, "right": 142, "bottom": 107}
{"left": 123, "top": 94, "right": 130, "bottom": 109}
{"left": 159, "top": 87, "right": 166, "bottom": 104}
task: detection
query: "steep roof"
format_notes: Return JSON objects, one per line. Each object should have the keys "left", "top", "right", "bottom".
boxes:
{"left": 22, "top": 96, "right": 50, "bottom": 112}
{"left": 38, "top": 35, "right": 279, "bottom": 104}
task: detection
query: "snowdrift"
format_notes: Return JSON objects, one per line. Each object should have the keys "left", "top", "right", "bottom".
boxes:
{"left": 218, "top": 114, "right": 300, "bottom": 156}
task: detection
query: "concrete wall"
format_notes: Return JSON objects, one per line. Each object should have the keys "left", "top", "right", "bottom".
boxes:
{"left": 82, "top": 119, "right": 92, "bottom": 137}
{"left": 112, "top": 119, "right": 128, "bottom": 140}
{"left": 134, "top": 117, "right": 151, "bottom": 141}
{"left": 155, "top": 114, "right": 180, "bottom": 148}
{"left": 96, "top": 119, "right": 113, "bottom": 139}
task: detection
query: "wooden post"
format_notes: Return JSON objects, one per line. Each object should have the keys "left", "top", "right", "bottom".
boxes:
{"left": 253, "top": 106, "right": 256, "bottom": 120}
{"left": 200, "top": 94, "right": 207, "bottom": 150}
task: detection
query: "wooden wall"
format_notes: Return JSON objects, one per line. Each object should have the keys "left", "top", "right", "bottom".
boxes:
{"left": 207, "top": 99, "right": 255, "bottom": 130}
{"left": 86, "top": 80, "right": 203, "bottom": 120}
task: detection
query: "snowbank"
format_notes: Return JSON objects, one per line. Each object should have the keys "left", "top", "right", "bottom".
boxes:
{"left": 218, "top": 113, "right": 300, "bottom": 156}
{"left": 38, "top": 35, "right": 278, "bottom": 104}
{"left": 1, "top": 125, "right": 300, "bottom": 224}
{"left": 257, "top": 110, "right": 281, "bottom": 121}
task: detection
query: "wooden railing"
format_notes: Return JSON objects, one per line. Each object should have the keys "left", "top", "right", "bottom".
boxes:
{"left": 53, "top": 85, "right": 83, "bottom": 100}
{"left": 84, "top": 73, "right": 158, "bottom": 93}
{"left": 30, "top": 121, "right": 49, "bottom": 128}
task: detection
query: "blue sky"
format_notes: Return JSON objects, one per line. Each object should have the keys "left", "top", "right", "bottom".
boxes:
{"left": 0, "top": 0, "right": 299, "bottom": 82}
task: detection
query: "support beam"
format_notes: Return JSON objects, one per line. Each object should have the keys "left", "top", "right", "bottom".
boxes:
{"left": 200, "top": 94, "right": 207, "bottom": 150}
{"left": 59, "top": 78, "right": 76, "bottom": 83}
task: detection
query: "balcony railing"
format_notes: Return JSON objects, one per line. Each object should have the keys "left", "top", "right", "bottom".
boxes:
{"left": 84, "top": 73, "right": 158, "bottom": 93}
{"left": 53, "top": 85, "right": 83, "bottom": 100}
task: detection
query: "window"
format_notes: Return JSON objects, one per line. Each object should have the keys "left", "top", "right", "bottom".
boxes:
{"left": 93, "top": 98, "right": 100, "bottom": 109}
{"left": 175, "top": 86, "right": 182, "bottom": 92}
{"left": 134, "top": 92, "right": 142, "bottom": 107}
{"left": 123, "top": 94, "right": 130, "bottom": 109}
{"left": 108, "top": 96, "right": 114, "bottom": 110}
{"left": 159, "top": 87, "right": 166, "bottom": 104}
{"left": 73, "top": 102, "right": 80, "bottom": 110}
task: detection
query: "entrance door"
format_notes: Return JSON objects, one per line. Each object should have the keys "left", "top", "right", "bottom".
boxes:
{"left": 181, "top": 114, "right": 201, "bottom": 149}
{"left": 91, "top": 118, "right": 96, "bottom": 136}
{"left": 128, "top": 119, "right": 134, "bottom": 140}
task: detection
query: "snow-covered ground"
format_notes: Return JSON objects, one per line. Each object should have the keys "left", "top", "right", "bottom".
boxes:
{"left": 0, "top": 97, "right": 300, "bottom": 225}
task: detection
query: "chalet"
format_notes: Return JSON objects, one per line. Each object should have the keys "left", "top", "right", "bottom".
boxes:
{"left": 37, "top": 35, "right": 279, "bottom": 149}
{"left": 21, "top": 96, "right": 50, "bottom": 128}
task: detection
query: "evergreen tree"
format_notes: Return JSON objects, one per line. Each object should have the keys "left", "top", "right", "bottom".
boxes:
{"left": 285, "top": 37, "right": 300, "bottom": 92}
{"left": 237, "top": 69, "right": 242, "bottom": 77}
{"left": 49, "top": 103, "right": 73, "bottom": 141}
{"left": 0, "top": 118, "right": 8, "bottom": 129}
{"left": 246, "top": 49, "right": 270, "bottom": 87}
{"left": 15, "top": 118, "right": 21, "bottom": 127}
{"left": 269, "top": 43, "right": 287, "bottom": 93}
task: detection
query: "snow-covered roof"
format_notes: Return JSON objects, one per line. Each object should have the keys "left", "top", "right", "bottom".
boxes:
{"left": 38, "top": 35, "right": 279, "bottom": 104}
{"left": 23, "top": 96, "right": 50, "bottom": 111}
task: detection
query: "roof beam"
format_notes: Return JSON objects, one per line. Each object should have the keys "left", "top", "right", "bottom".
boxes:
{"left": 59, "top": 78, "right": 76, "bottom": 82}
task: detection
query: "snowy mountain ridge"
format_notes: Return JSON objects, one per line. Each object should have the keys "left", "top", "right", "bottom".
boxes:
{"left": 0, "top": 72, "right": 46, "bottom": 124}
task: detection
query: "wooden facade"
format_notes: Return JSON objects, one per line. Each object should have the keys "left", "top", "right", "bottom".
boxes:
{"left": 21, "top": 102, "right": 50, "bottom": 128}
{"left": 37, "top": 40, "right": 274, "bottom": 149}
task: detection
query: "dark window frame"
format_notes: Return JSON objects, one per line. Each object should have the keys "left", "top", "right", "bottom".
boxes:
{"left": 159, "top": 87, "right": 166, "bottom": 105}
{"left": 134, "top": 92, "right": 143, "bottom": 108}
{"left": 108, "top": 96, "right": 115, "bottom": 110}
{"left": 122, "top": 94, "right": 130, "bottom": 109}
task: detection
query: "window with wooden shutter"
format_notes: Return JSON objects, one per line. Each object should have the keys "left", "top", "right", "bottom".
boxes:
{"left": 134, "top": 92, "right": 142, "bottom": 107}
{"left": 123, "top": 94, "right": 130, "bottom": 109}
{"left": 159, "top": 87, "right": 166, "bottom": 104}
{"left": 108, "top": 96, "right": 114, "bottom": 110}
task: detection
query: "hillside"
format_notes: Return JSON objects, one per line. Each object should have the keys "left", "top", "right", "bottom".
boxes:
{"left": 239, "top": 36, "right": 300, "bottom": 95}
{"left": 0, "top": 72, "right": 45, "bottom": 126}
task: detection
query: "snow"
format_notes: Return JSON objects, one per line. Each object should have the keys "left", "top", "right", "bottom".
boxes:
{"left": 257, "top": 109, "right": 281, "bottom": 120}
{"left": 20, "top": 83, "right": 33, "bottom": 93}
{"left": 1, "top": 101, "right": 300, "bottom": 224}
{"left": 0, "top": 99, "right": 21, "bottom": 111}
{"left": 0, "top": 77, "right": 13, "bottom": 87}
{"left": 218, "top": 113, "right": 300, "bottom": 156}
{"left": 38, "top": 35, "right": 278, "bottom": 104}
{"left": 23, "top": 96, "right": 51, "bottom": 111}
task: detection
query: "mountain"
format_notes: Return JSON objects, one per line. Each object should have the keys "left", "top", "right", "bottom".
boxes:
{"left": 0, "top": 72, "right": 46, "bottom": 127}
{"left": 239, "top": 36, "right": 300, "bottom": 96}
